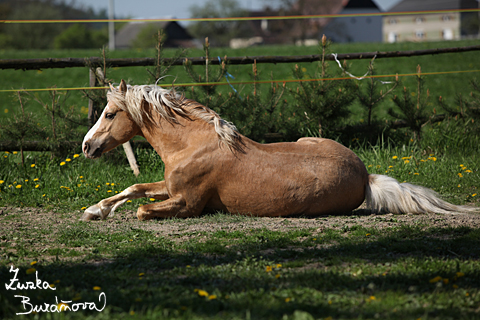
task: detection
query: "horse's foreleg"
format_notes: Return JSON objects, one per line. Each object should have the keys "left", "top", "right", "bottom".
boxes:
{"left": 136, "top": 195, "right": 200, "bottom": 220}
{"left": 81, "top": 181, "right": 169, "bottom": 221}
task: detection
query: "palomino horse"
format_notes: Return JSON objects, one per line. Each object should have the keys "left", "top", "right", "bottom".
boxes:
{"left": 81, "top": 80, "right": 476, "bottom": 220}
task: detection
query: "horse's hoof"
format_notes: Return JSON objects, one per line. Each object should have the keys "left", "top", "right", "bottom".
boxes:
{"left": 80, "top": 212, "right": 100, "bottom": 221}
{"left": 80, "top": 204, "right": 109, "bottom": 220}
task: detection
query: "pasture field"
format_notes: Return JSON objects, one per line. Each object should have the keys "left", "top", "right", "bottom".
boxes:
{"left": 0, "top": 134, "right": 479, "bottom": 319}
{"left": 1, "top": 39, "right": 480, "bottom": 122}
{"left": 1, "top": 40, "right": 480, "bottom": 319}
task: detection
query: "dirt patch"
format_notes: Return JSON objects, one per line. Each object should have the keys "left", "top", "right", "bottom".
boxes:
{"left": 2, "top": 206, "right": 480, "bottom": 237}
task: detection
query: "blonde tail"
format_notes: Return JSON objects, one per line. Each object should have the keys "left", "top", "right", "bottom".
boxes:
{"left": 365, "top": 174, "right": 478, "bottom": 214}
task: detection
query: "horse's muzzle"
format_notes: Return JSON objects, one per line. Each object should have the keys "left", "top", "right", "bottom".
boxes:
{"left": 83, "top": 140, "right": 103, "bottom": 159}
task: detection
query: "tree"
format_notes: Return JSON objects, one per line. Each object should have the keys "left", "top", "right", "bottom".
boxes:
{"left": 188, "top": 0, "right": 251, "bottom": 47}
{"left": 54, "top": 24, "right": 108, "bottom": 49}
{"left": 4, "top": 2, "right": 63, "bottom": 49}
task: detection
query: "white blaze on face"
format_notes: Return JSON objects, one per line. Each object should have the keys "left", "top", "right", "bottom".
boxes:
{"left": 82, "top": 103, "right": 109, "bottom": 157}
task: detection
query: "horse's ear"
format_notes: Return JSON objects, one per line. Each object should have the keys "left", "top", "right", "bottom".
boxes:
{"left": 109, "top": 83, "right": 115, "bottom": 91}
{"left": 119, "top": 79, "right": 127, "bottom": 93}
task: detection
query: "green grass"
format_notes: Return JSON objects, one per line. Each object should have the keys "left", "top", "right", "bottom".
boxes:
{"left": 1, "top": 210, "right": 480, "bottom": 319}
{"left": 1, "top": 40, "right": 480, "bottom": 123}
{"left": 1, "top": 41, "right": 480, "bottom": 319}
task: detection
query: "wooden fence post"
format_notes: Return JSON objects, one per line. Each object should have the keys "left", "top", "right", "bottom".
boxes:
{"left": 88, "top": 68, "right": 98, "bottom": 127}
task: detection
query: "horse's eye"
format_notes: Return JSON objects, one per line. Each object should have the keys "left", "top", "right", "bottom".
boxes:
{"left": 105, "top": 113, "right": 116, "bottom": 120}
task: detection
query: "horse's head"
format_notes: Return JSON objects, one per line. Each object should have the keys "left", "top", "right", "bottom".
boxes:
{"left": 82, "top": 80, "right": 141, "bottom": 159}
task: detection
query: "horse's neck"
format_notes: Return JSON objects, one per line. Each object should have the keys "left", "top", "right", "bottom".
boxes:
{"left": 141, "top": 115, "right": 218, "bottom": 165}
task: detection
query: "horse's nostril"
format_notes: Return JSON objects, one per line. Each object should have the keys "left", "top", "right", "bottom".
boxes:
{"left": 83, "top": 141, "right": 90, "bottom": 154}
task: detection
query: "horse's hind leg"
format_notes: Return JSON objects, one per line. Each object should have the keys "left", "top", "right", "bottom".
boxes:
{"left": 80, "top": 181, "right": 169, "bottom": 221}
{"left": 136, "top": 195, "right": 201, "bottom": 220}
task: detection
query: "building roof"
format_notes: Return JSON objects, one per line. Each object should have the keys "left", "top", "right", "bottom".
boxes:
{"left": 115, "top": 20, "right": 195, "bottom": 49}
{"left": 345, "top": 0, "right": 382, "bottom": 10}
{"left": 388, "top": 0, "right": 479, "bottom": 12}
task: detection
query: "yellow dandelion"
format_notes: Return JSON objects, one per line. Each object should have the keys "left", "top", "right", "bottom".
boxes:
{"left": 414, "top": 173, "right": 419, "bottom": 175}
{"left": 13, "top": 151, "right": 18, "bottom": 155}
{"left": 208, "top": 295, "right": 217, "bottom": 300}
{"left": 35, "top": 185, "right": 39, "bottom": 188}
{"left": 404, "top": 160, "right": 410, "bottom": 164}
{"left": 275, "top": 274, "right": 281, "bottom": 279}
{"left": 60, "top": 162, "right": 66, "bottom": 166}
{"left": 93, "top": 286, "right": 101, "bottom": 291}
{"left": 456, "top": 272, "right": 465, "bottom": 277}
{"left": 430, "top": 157, "right": 437, "bottom": 161}
{"left": 73, "top": 154, "right": 80, "bottom": 158}
{"left": 130, "top": 310, "right": 135, "bottom": 315}
{"left": 392, "top": 156, "right": 398, "bottom": 159}
{"left": 472, "top": 194, "right": 477, "bottom": 197}
{"left": 443, "top": 278, "right": 449, "bottom": 284}
{"left": 458, "top": 173, "right": 463, "bottom": 178}
{"left": 26, "top": 268, "right": 36, "bottom": 274}
{"left": 4, "top": 108, "right": 8, "bottom": 113}
{"left": 460, "top": 164, "right": 465, "bottom": 167}
{"left": 111, "top": 183, "right": 115, "bottom": 186}
{"left": 285, "top": 297, "right": 291, "bottom": 303}
{"left": 77, "top": 184, "right": 81, "bottom": 187}
{"left": 366, "top": 233, "right": 371, "bottom": 237}
{"left": 66, "top": 158, "right": 71, "bottom": 162}
{"left": 81, "top": 207, "right": 87, "bottom": 210}
{"left": 466, "top": 292, "right": 470, "bottom": 297}
{"left": 79, "top": 176, "right": 84, "bottom": 178}
{"left": 127, "top": 200, "right": 132, "bottom": 203}
{"left": 106, "top": 183, "right": 110, "bottom": 185}
{"left": 196, "top": 289, "right": 209, "bottom": 297}
{"left": 465, "top": 170, "right": 472, "bottom": 173}
{"left": 429, "top": 276, "right": 442, "bottom": 283}
{"left": 50, "top": 284, "right": 55, "bottom": 288}
{"left": 266, "top": 266, "right": 273, "bottom": 272}
{"left": 150, "top": 198, "right": 155, "bottom": 201}
{"left": 0, "top": 180, "right": 4, "bottom": 184}
{"left": 24, "top": 179, "right": 29, "bottom": 182}
{"left": 16, "top": 185, "right": 22, "bottom": 189}
{"left": 42, "top": 194, "right": 46, "bottom": 197}
{"left": 139, "top": 273, "right": 145, "bottom": 276}
{"left": 369, "top": 296, "right": 376, "bottom": 300}
{"left": 107, "top": 190, "right": 112, "bottom": 193}
{"left": 33, "top": 178, "right": 39, "bottom": 181}
{"left": 453, "top": 284, "right": 459, "bottom": 289}
{"left": 30, "top": 261, "right": 37, "bottom": 265}
{"left": 30, "top": 164, "right": 35, "bottom": 168}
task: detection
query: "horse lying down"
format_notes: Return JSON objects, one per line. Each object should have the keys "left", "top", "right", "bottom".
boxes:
{"left": 81, "top": 80, "right": 478, "bottom": 220}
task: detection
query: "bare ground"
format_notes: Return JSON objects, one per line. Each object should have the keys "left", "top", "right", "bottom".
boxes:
{"left": 2, "top": 205, "right": 480, "bottom": 237}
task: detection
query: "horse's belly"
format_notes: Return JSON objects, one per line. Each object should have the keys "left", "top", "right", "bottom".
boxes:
{"left": 213, "top": 150, "right": 368, "bottom": 216}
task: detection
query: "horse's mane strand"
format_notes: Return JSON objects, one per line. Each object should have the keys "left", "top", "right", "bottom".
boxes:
{"left": 107, "top": 84, "right": 243, "bottom": 153}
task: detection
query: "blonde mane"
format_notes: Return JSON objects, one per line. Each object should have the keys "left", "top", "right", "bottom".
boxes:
{"left": 107, "top": 84, "right": 243, "bottom": 152}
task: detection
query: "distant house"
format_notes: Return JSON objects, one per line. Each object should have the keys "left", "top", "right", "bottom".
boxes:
{"left": 115, "top": 20, "right": 198, "bottom": 49}
{"left": 230, "top": 0, "right": 347, "bottom": 48}
{"left": 383, "top": 0, "right": 479, "bottom": 42}
{"left": 322, "top": 0, "right": 384, "bottom": 43}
